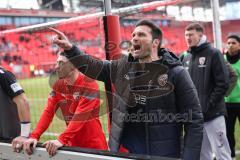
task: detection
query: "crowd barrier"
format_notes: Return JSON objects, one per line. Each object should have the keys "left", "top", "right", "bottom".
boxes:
{"left": 0, "top": 140, "right": 179, "bottom": 160}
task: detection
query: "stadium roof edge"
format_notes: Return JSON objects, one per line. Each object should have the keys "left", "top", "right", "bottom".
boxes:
{"left": 0, "top": 8, "right": 81, "bottom": 17}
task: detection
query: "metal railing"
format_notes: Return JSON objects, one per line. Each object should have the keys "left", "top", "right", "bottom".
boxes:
{"left": 0, "top": 141, "right": 179, "bottom": 160}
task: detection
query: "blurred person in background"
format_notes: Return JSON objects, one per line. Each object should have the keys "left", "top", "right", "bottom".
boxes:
{"left": 0, "top": 66, "right": 30, "bottom": 152}
{"left": 180, "top": 22, "right": 231, "bottom": 160}
{"left": 23, "top": 52, "right": 107, "bottom": 157}
{"left": 224, "top": 34, "right": 240, "bottom": 160}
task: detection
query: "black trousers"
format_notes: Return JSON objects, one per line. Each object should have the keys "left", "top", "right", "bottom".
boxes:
{"left": 225, "top": 103, "right": 240, "bottom": 158}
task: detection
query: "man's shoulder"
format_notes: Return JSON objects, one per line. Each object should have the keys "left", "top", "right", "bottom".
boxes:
{"left": 169, "top": 65, "right": 185, "bottom": 72}
{"left": 0, "top": 69, "right": 5, "bottom": 75}
{"left": 0, "top": 67, "right": 15, "bottom": 80}
{"left": 109, "top": 54, "right": 129, "bottom": 69}
{"left": 179, "top": 51, "right": 191, "bottom": 60}
{"left": 200, "top": 43, "right": 220, "bottom": 55}
{"left": 168, "top": 65, "right": 185, "bottom": 79}
{"left": 117, "top": 54, "right": 130, "bottom": 62}
{"left": 0, "top": 67, "right": 7, "bottom": 74}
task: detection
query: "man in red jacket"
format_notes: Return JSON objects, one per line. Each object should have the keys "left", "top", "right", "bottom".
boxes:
{"left": 23, "top": 52, "right": 108, "bottom": 157}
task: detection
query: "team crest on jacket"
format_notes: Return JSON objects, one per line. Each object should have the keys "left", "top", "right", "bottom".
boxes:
{"left": 158, "top": 74, "right": 168, "bottom": 87}
{"left": 198, "top": 57, "right": 206, "bottom": 67}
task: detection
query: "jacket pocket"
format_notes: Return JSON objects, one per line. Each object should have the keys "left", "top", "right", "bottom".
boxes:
{"left": 200, "top": 95, "right": 209, "bottom": 113}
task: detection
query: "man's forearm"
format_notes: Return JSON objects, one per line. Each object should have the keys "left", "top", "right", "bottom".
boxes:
{"left": 65, "top": 45, "right": 111, "bottom": 82}
{"left": 13, "top": 93, "right": 30, "bottom": 122}
{"left": 13, "top": 93, "right": 31, "bottom": 137}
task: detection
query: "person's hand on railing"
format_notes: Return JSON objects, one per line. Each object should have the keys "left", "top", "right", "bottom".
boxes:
{"left": 43, "top": 139, "right": 63, "bottom": 157}
{"left": 23, "top": 138, "right": 38, "bottom": 155}
{"left": 48, "top": 27, "right": 73, "bottom": 51}
{"left": 12, "top": 136, "right": 28, "bottom": 153}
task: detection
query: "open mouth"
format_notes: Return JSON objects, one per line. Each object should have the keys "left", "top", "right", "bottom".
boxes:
{"left": 133, "top": 44, "right": 141, "bottom": 53}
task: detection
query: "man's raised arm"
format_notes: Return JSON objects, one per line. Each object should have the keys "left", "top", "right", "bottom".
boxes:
{"left": 49, "top": 27, "right": 112, "bottom": 82}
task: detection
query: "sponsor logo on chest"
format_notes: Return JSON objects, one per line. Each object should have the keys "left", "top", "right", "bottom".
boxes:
{"left": 198, "top": 57, "right": 206, "bottom": 67}
{"left": 157, "top": 74, "right": 168, "bottom": 87}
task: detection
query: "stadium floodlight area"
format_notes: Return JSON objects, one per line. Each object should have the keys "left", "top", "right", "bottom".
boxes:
{"left": 0, "top": 141, "right": 179, "bottom": 160}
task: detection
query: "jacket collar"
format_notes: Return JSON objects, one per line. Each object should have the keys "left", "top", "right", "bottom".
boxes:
{"left": 226, "top": 51, "right": 240, "bottom": 64}
{"left": 188, "top": 42, "right": 210, "bottom": 55}
{"left": 197, "top": 35, "right": 207, "bottom": 47}
{"left": 127, "top": 48, "right": 182, "bottom": 68}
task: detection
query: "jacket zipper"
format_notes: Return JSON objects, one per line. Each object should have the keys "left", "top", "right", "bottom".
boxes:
{"left": 145, "top": 80, "right": 152, "bottom": 154}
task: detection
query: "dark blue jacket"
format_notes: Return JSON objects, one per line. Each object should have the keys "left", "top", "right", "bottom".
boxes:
{"left": 180, "top": 43, "right": 229, "bottom": 121}
{"left": 65, "top": 46, "right": 203, "bottom": 160}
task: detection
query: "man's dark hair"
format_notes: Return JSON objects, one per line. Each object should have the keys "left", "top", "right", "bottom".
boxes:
{"left": 227, "top": 34, "right": 240, "bottom": 43}
{"left": 135, "top": 19, "right": 163, "bottom": 47}
{"left": 185, "top": 22, "right": 204, "bottom": 33}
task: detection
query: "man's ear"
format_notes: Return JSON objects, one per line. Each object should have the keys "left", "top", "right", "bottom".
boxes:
{"left": 153, "top": 39, "right": 160, "bottom": 48}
